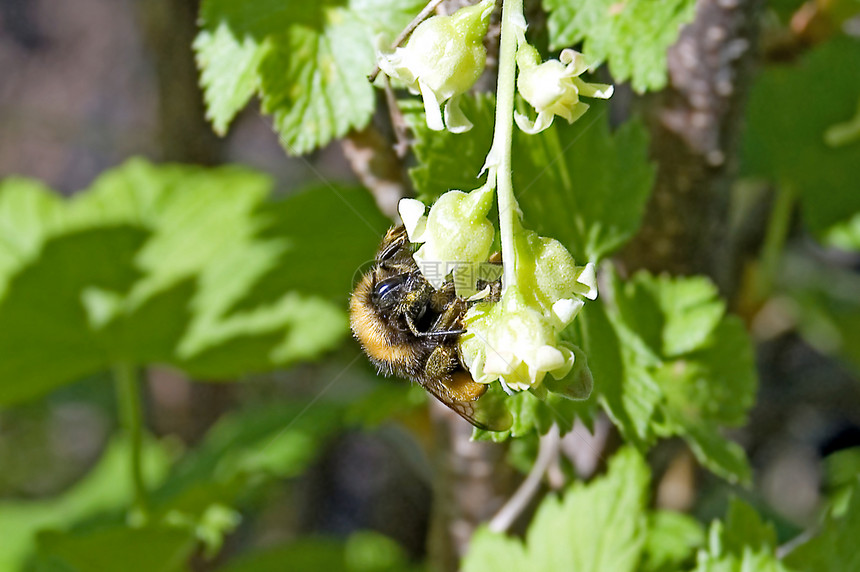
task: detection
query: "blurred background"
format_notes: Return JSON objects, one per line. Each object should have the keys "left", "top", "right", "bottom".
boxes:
{"left": 1, "top": 0, "right": 859, "bottom": 571}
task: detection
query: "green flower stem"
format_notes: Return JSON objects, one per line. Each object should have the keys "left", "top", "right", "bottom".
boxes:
{"left": 492, "top": 0, "right": 525, "bottom": 292}
{"left": 757, "top": 183, "right": 796, "bottom": 301}
{"left": 113, "top": 362, "right": 149, "bottom": 519}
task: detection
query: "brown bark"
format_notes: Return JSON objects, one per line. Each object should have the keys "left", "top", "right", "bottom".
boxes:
{"left": 621, "top": 0, "right": 763, "bottom": 297}
{"left": 138, "top": 0, "right": 224, "bottom": 165}
{"left": 427, "top": 400, "right": 515, "bottom": 572}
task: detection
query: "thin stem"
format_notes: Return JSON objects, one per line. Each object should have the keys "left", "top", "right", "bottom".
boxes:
{"left": 492, "top": 0, "right": 524, "bottom": 292}
{"left": 757, "top": 184, "right": 795, "bottom": 301}
{"left": 487, "top": 424, "right": 560, "bottom": 533}
{"left": 113, "top": 363, "right": 149, "bottom": 519}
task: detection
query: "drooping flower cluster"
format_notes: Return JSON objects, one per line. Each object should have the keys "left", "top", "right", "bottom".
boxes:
{"left": 399, "top": 192, "right": 597, "bottom": 395}
{"left": 459, "top": 229, "right": 597, "bottom": 393}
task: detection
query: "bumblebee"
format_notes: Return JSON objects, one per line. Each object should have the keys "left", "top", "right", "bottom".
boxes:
{"left": 349, "top": 226, "right": 510, "bottom": 431}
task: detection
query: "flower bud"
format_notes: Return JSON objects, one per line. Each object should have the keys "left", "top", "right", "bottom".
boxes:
{"left": 515, "top": 45, "right": 614, "bottom": 134}
{"left": 378, "top": 0, "right": 495, "bottom": 132}
{"left": 398, "top": 186, "right": 495, "bottom": 292}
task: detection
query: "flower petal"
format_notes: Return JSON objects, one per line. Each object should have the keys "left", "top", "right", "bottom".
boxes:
{"left": 444, "top": 95, "right": 474, "bottom": 133}
{"left": 398, "top": 198, "right": 427, "bottom": 242}
{"left": 419, "top": 79, "right": 445, "bottom": 131}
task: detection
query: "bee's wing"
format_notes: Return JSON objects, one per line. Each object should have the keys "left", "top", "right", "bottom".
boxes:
{"left": 421, "top": 373, "right": 512, "bottom": 432}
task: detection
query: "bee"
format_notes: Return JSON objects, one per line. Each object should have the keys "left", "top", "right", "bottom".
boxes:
{"left": 349, "top": 226, "right": 510, "bottom": 431}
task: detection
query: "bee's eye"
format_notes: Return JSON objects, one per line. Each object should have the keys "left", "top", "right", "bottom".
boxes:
{"left": 372, "top": 275, "right": 406, "bottom": 310}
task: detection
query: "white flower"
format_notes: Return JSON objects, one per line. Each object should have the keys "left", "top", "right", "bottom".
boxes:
{"left": 459, "top": 229, "right": 597, "bottom": 393}
{"left": 378, "top": 0, "right": 494, "bottom": 133}
{"left": 515, "top": 45, "right": 614, "bottom": 134}
{"left": 398, "top": 186, "right": 495, "bottom": 293}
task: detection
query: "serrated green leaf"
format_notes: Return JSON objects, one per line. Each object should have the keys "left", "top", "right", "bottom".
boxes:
{"left": 692, "top": 499, "right": 789, "bottom": 572}
{"left": 463, "top": 447, "right": 649, "bottom": 572}
{"left": 641, "top": 510, "right": 705, "bottom": 572}
{"left": 0, "top": 159, "right": 387, "bottom": 404}
{"left": 195, "top": 0, "right": 425, "bottom": 154}
{"left": 604, "top": 269, "right": 756, "bottom": 483}
{"left": 408, "top": 96, "right": 655, "bottom": 261}
{"left": 741, "top": 37, "right": 860, "bottom": 248}
{"left": 784, "top": 479, "right": 860, "bottom": 572}
{"left": 543, "top": 0, "right": 697, "bottom": 92}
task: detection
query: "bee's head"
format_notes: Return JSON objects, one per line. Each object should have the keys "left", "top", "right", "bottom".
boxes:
{"left": 371, "top": 273, "right": 407, "bottom": 312}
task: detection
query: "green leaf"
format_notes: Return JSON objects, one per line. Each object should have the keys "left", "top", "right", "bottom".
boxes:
{"left": 604, "top": 269, "right": 757, "bottom": 484}
{"left": 741, "top": 37, "right": 860, "bottom": 248}
{"left": 784, "top": 479, "right": 860, "bottom": 572}
{"left": 641, "top": 510, "right": 705, "bottom": 572}
{"left": 462, "top": 447, "right": 649, "bottom": 572}
{"left": 0, "top": 159, "right": 387, "bottom": 404}
{"left": 216, "top": 531, "right": 418, "bottom": 572}
{"left": 408, "top": 96, "right": 655, "bottom": 261}
{"left": 151, "top": 400, "right": 343, "bottom": 522}
{"left": 692, "top": 499, "right": 789, "bottom": 572}
{"left": 195, "top": 0, "right": 425, "bottom": 154}
{"left": 543, "top": 0, "right": 697, "bottom": 92}
{"left": 0, "top": 438, "right": 172, "bottom": 571}
{"left": 30, "top": 525, "right": 195, "bottom": 572}
{"left": 781, "top": 254, "right": 860, "bottom": 374}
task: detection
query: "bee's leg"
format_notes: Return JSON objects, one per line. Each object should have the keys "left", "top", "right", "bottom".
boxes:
{"left": 425, "top": 345, "right": 458, "bottom": 380}
{"left": 424, "top": 346, "right": 486, "bottom": 402}
{"left": 407, "top": 296, "right": 467, "bottom": 338}
{"left": 429, "top": 281, "right": 456, "bottom": 313}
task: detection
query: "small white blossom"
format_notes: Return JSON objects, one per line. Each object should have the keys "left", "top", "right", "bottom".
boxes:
{"left": 515, "top": 45, "right": 614, "bottom": 134}
{"left": 398, "top": 186, "right": 495, "bottom": 292}
{"left": 378, "top": 0, "right": 494, "bottom": 133}
{"left": 460, "top": 229, "right": 597, "bottom": 393}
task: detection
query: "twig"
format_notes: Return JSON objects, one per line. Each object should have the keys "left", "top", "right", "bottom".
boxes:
{"left": 488, "top": 424, "right": 560, "bottom": 533}
{"left": 368, "top": 0, "right": 446, "bottom": 83}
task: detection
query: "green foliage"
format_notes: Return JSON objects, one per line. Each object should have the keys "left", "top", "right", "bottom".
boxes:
{"left": 692, "top": 498, "right": 788, "bottom": 572}
{"left": 408, "top": 96, "right": 655, "bottom": 262}
{"left": 194, "top": 0, "right": 425, "bottom": 154}
{"left": 543, "top": 0, "right": 697, "bottom": 92}
{"left": 463, "top": 447, "right": 650, "bottom": 572}
{"left": 216, "top": 531, "right": 420, "bottom": 572}
{"left": 741, "top": 37, "right": 860, "bottom": 250}
{"left": 590, "top": 270, "right": 757, "bottom": 484}
{"left": 0, "top": 438, "right": 172, "bottom": 571}
{"left": 784, "top": 480, "right": 860, "bottom": 572}
{"left": 780, "top": 254, "right": 860, "bottom": 373}
{"left": 642, "top": 511, "right": 705, "bottom": 572}
{"left": 0, "top": 159, "right": 388, "bottom": 405}
{"left": 28, "top": 525, "right": 196, "bottom": 572}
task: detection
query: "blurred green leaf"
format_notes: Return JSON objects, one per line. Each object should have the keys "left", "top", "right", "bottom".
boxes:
{"left": 0, "top": 438, "right": 172, "bottom": 571}
{"left": 216, "top": 531, "right": 419, "bottom": 572}
{"left": 641, "top": 510, "right": 704, "bottom": 572}
{"left": 0, "top": 159, "right": 387, "bottom": 404}
{"left": 150, "top": 400, "right": 343, "bottom": 527}
{"left": 741, "top": 37, "right": 860, "bottom": 249}
{"left": 463, "top": 447, "right": 649, "bottom": 572}
{"left": 29, "top": 525, "right": 195, "bottom": 572}
{"left": 692, "top": 498, "right": 788, "bottom": 572}
{"left": 408, "top": 96, "right": 655, "bottom": 261}
{"left": 785, "top": 479, "right": 860, "bottom": 572}
{"left": 543, "top": 0, "right": 697, "bottom": 92}
{"left": 780, "top": 254, "right": 860, "bottom": 373}
{"left": 195, "top": 0, "right": 424, "bottom": 154}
